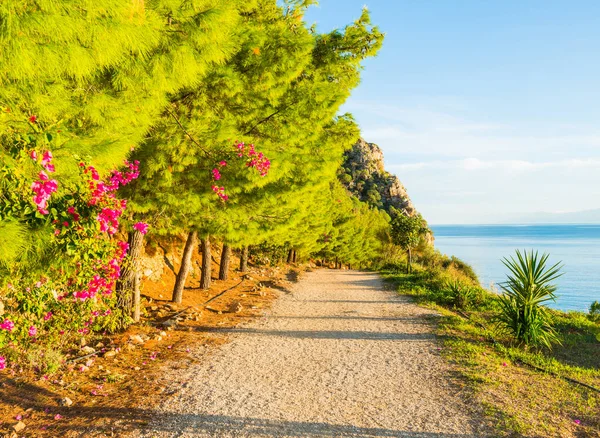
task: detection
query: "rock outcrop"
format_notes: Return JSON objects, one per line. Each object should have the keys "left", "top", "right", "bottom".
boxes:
{"left": 340, "top": 138, "right": 417, "bottom": 217}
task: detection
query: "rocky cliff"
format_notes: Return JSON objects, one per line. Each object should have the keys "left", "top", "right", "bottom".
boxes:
{"left": 340, "top": 138, "right": 417, "bottom": 217}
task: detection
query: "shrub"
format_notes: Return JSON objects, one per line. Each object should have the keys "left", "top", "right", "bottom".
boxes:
{"left": 589, "top": 301, "right": 600, "bottom": 323}
{"left": 445, "top": 279, "right": 476, "bottom": 309}
{"left": 495, "top": 250, "right": 563, "bottom": 349}
{"left": 0, "top": 118, "right": 140, "bottom": 372}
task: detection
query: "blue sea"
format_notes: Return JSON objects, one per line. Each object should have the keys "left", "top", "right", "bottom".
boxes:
{"left": 431, "top": 224, "right": 600, "bottom": 312}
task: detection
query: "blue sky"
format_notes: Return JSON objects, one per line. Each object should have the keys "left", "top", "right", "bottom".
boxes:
{"left": 304, "top": 1, "right": 600, "bottom": 224}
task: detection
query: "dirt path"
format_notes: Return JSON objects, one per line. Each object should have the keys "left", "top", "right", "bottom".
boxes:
{"left": 134, "top": 270, "right": 489, "bottom": 437}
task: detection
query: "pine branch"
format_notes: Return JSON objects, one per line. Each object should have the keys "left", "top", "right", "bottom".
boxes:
{"left": 164, "top": 107, "right": 213, "bottom": 158}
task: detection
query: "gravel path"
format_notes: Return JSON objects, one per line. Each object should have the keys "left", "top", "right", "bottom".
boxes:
{"left": 135, "top": 270, "right": 489, "bottom": 437}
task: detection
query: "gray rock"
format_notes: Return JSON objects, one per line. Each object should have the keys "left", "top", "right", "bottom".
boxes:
{"left": 130, "top": 335, "right": 145, "bottom": 345}
{"left": 59, "top": 397, "right": 73, "bottom": 407}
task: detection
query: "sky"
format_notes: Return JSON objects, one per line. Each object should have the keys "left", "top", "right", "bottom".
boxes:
{"left": 304, "top": 1, "right": 600, "bottom": 224}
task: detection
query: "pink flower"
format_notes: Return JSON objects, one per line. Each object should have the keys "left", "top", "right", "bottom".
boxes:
{"left": 41, "top": 151, "right": 55, "bottom": 172}
{"left": 44, "top": 312, "right": 53, "bottom": 321}
{"left": 54, "top": 414, "right": 62, "bottom": 420}
{"left": 0, "top": 319, "right": 15, "bottom": 332}
{"left": 502, "top": 362, "right": 508, "bottom": 367}
{"left": 15, "top": 414, "right": 22, "bottom": 420}
{"left": 212, "top": 168, "right": 221, "bottom": 181}
{"left": 219, "top": 160, "right": 227, "bottom": 167}
{"left": 30, "top": 150, "right": 38, "bottom": 160}
{"left": 133, "top": 222, "right": 149, "bottom": 235}
{"left": 211, "top": 185, "right": 229, "bottom": 202}
{"left": 574, "top": 419, "right": 581, "bottom": 425}
{"left": 28, "top": 326, "right": 38, "bottom": 337}
{"left": 0, "top": 356, "right": 5, "bottom": 370}
{"left": 29, "top": 115, "right": 37, "bottom": 123}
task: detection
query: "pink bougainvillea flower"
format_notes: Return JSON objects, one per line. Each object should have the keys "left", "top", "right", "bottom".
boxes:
{"left": 574, "top": 419, "right": 581, "bottom": 425}
{"left": 211, "top": 168, "right": 221, "bottom": 181}
{"left": 54, "top": 414, "right": 62, "bottom": 420}
{"left": 41, "top": 151, "right": 55, "bottom": 172}
{"left": 219, "top": 160, "right": 227, "bottom": 167}
{"left": 15, "top": 414, "right": 22, "bottom": 420}
{"left": 30, "top": 150, "right": 38, "bottom": 160}
{"left": 211, "top": 185, "right": 228, "bottom": 202}
{"left": 28, "top": 326, "right": 38, "bottom": 337}
{"left": 0, "top": 356, "right": 6, "bottom": 370}
{"left": 502, "top": 362, "right": 508, "bottom": 367}
{"left": 133, "top": 222, "right": 149, "bottom": 235}
{"left": 44, "top": 311, "right": 53, "bottom": 321}
{"left": 0, "top": 319, "right": 15, "bottom": 332}
{"left": 29, "top": 115, "right": 37, "bottom": 123}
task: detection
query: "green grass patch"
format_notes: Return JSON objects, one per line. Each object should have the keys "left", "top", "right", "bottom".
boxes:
{"left": 382, "top": 263, "right": 600, "bottom": 438}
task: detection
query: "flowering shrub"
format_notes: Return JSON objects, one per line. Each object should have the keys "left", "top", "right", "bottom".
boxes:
{"left": 0, "top": 117, "right": 141, "bottom": 372}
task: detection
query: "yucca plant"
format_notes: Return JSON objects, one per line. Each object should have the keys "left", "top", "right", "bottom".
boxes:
{"left": 445, "top": 279, "right": 475, "bottom": 309}
{"left": 495, "top": 250, "right": 563, "bottom": 349}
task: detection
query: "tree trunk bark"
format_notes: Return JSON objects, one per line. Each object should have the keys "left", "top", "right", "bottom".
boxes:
{"left": 335, "top": 256, "right": 339, "bottom": 269}
{"left": 172, "top": 231, "right": 197, "bottom": 303}
{"left": 200, "top": 235, "right": 212, "bottom": 290}
{"left": 407, "top": 248, "right": 412, "bottom": 274}
{"left": 240, "top": 246, "right": 249, "bottom": 272}
{"left": 132, "top": 271, "right": 141, "bottom": 322}
{"left": 219, "top": 243, "right": 231, "bottom": 280}
{"left": 116, "top": 230, "right": 145, "bottom": 322}
{"left": 287, "top": 249, "right": 293, "bottom": 264}
{"left": 292, "top": 250, "right": 297, "bottom": 263}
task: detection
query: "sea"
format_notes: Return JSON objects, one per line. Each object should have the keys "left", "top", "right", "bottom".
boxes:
{"left": 430, "top": 224, "right": 600, "bottom": 312}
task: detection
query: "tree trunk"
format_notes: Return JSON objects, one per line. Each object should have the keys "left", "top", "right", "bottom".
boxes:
{"left": 116, "top": 230, "right": 144, "bottom": 322}
{"left": 219, "top": 243, "right": 231, "bottom": 280}
{"left": 335, "top": 256, "right": 339, "bottom": 269}
{"left": 240, "top": 246, "right": 249, "bottom": 272}
{"left": 406, "top": 247, "right": 412, "bottom": 274}
{"left": 287, "top": 249, "right": 293, "bottom": 264}
{"left": 172, "top": 231, "right": 197, "bottom": 303}
{"left": 132, "top": 271, "right": 141, "bottom": 322}
{"left": 292, "top": 250, "right": 297, "bottom": 263}
{"left": 200, "top": 235, "right": 211, "bottom": 290}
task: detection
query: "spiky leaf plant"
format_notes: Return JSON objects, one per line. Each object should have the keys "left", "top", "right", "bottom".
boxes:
{"left": 495, "top": 250, "right": 563, "bottom": 349}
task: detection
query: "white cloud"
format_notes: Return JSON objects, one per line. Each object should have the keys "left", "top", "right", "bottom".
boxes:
{"left": 347, "top": 100, "right": 600, "bottom": 161}
{"left": 389, "top": 158, "right": 600, "bottom": 172}
{"left": 344, "top": 98, "right": 600, "bottom": 223}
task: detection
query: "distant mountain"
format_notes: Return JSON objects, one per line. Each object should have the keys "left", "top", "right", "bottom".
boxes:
{"left": 511, "top": 209, "right": 600, "bottom": 224}
{"left": 339, "top": 138, "right": 417, "bottom": 216}
{"left": 339, "top": 138, "right": 434, "bottom": 244}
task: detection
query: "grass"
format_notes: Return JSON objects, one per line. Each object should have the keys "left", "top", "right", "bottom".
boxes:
{"left": 380, "top": 261, "right": 600, "bottom": 438}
